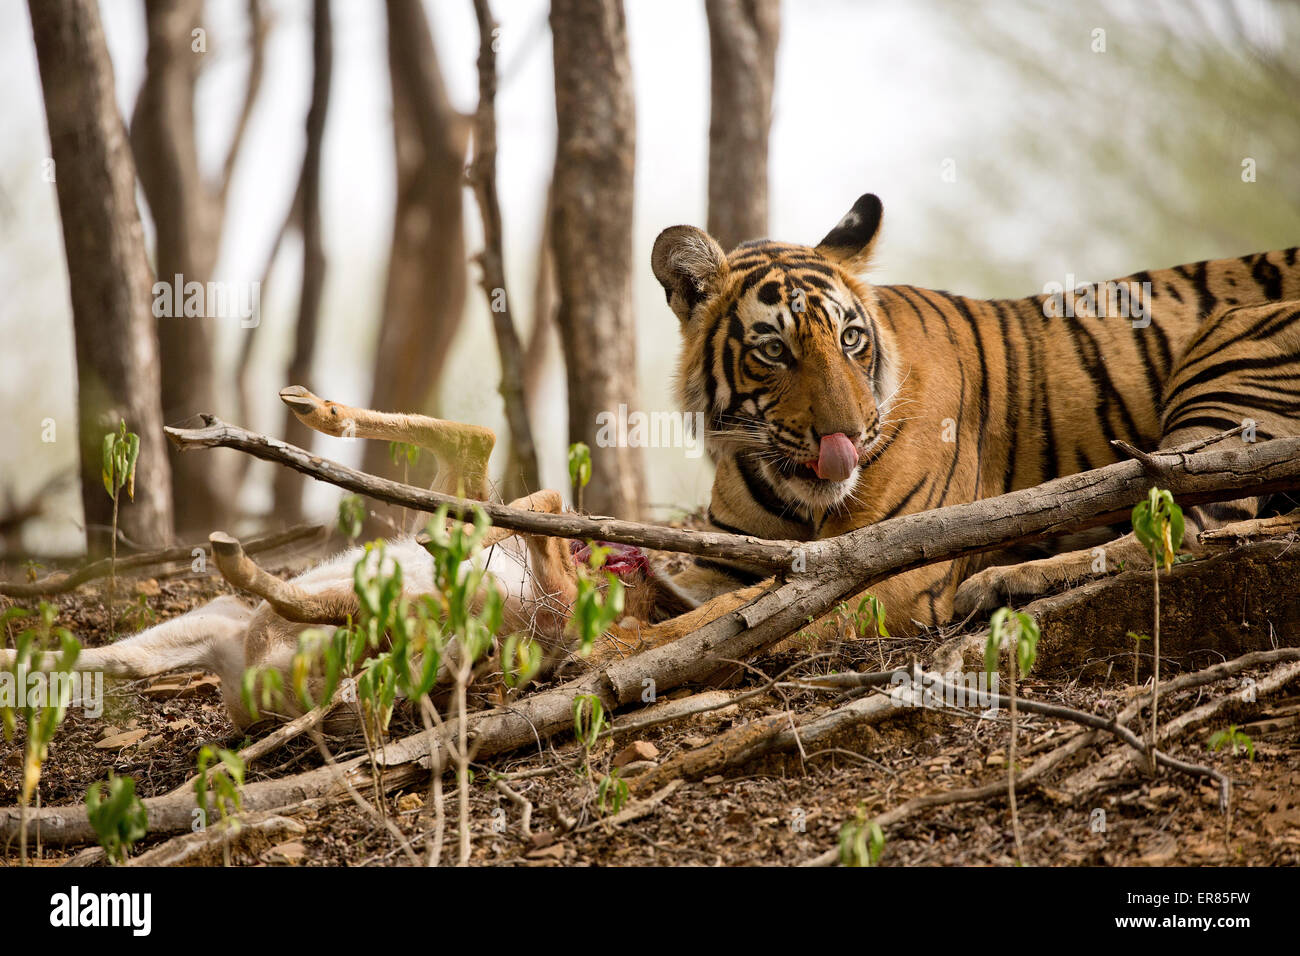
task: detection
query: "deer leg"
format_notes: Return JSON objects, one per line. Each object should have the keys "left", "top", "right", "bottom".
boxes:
{"left": 209, "top": 532, "right": 357, "bottom": 624}
{"left": 279, "top": 385, "right": 496, "bottom": 499}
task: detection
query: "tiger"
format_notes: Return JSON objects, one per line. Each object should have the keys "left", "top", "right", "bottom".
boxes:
{"left": 651, "top": 193, "right": 1300, "bottom": 633}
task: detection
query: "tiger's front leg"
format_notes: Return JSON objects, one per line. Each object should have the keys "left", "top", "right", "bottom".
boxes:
{"left": 953, "top": 532, "right": 1154, "bottom": 618}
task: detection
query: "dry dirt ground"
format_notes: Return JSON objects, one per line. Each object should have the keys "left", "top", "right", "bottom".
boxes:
{"left": 1, "top": 543, "right": 1297, "bottom": 868}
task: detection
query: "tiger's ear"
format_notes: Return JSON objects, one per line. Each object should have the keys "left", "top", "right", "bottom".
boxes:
{"left": 815, "top": 194, "right": 883, "bottom": 273}
{"left": 652, "top": 225, "right": 730, "bottom": 323}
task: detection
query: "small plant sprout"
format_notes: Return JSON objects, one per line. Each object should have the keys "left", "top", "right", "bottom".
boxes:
{"left": 985, "top": 607, "right": 1040, "bottom": 865}
{"left": 337, "top": 493, "right": 366, "bottom": 544}
{"left": 569, "top": 543, "right": 625, "bottom": 656}
{"left": 194, "top": 745, "right": 246, "bottom": 866}
{"left": 1207, "top": 725, "right": 1255, "bottom": 761}
{"left": 1126, "top": 631, "right": 1150, "bottom": 687}
{"left": 838, "top": 807, "right": 886, "bottom": 867}
{"left": 598, "top": 768, "right": 629, "bottom": 815}
{"left": 1, "top": 602, "right": 81, "bottom": 865}
{"left": 500, "top": 633, "right": 542, "bottom": 690}
{"left": 573, "top": 694, "right": 608, "bottom": 750}
{"left": 86, "top": 773, "right": 148, "bottom": 865}
{"left": 101, "top": 419, "right": 140, "bottom": 639}
{"left": 388, "top": 441, "right": 421, "bottom": 527}
{"left": 1131, "top": 486, "right": 1185, "bottom": 771}
{"left": 573, "top": 693, "right": 611, "bottom": 815}
{"left": 568, "top": 441, "right": 592, "bottom": 512}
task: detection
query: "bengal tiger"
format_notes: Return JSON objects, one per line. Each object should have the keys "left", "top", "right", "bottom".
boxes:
{"left": 652, "top": 193, "right": 1300, "bottom": 632}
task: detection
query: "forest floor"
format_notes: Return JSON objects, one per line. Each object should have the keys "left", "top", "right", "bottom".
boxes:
{"left": 2, "top": 540, "right": 1297, "bottom": 868}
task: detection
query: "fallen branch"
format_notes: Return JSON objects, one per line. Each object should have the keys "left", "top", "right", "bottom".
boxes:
{"left": 14, "top": 431, "right": 1300, "bottom": 845}
{"left": 798, "top": 648, "right": 1300, "bottom": 866}
{"left": 166, "top": 689, "right": 348, "bottom": 798}
{"left": 1060, "top": 655, "right": 1300, "bottom": 802}
{"left": 164, "top": 415, "right": 797, "bottom": 570}
{"left": 0, "top": 523, "right": 326, "bottom": 597}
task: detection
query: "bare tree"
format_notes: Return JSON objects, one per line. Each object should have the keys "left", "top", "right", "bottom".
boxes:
{"left": 271, "top": 0, "right": 332, "bottom": 524}
{"left": 27, "top": 0, "right": 174, "bottom": 552}
{"left": 359, "top": 0, "right": 470, "bottom": 526}
{"left": 705, "top": 0, "right": 779, "bottom": 250}
{"left": 505, "top": 181, "right": 559, "bottom": 495}
{"left": 550, "top": 0, "right": 646, "bottom": 518}
{"left": 130, "top": 0, "right": 268, "bottom": 536}
{"left": 468, "top": 0, "right": 541, "bottom": 501}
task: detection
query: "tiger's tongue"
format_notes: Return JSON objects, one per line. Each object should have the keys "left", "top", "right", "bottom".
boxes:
{"left": 812, "top": 433, "right": 859, "bottom": 481}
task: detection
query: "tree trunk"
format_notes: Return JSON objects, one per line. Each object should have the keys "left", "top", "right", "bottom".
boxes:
{"left": 27, "top": 0, "right": 174, "bottom": 553}
{"left": 505, "top": 181, "right": 558, "bottom": 496}
{"left": 705, "top": 0, "right": 780, "bottom": 251}
{"left": 130, "top": 0, "right": 235, "bottom": 537}
{"left": 271, "top": 0, "right": 332, "bottom": 524}
{"left": 469, "top": 0, "right": 541, "bottom": 502}
{"left": 360, "top": 0, "right": 469, "bottom": 530}
{"left": 550, "top": 0, "right": 646, "bottom": 518}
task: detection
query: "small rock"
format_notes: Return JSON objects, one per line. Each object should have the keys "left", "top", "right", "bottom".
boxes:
{"left": 703, "top": 775, "right": 725, "bottom": 785}
{"left": 94, "top": 729, "right": 148, "bottom": 750}
{"left": 613, "top": 740, "right": 659, "bottom": 768}
{"left": 616, "top": 760, "right": 656, "bottom": 777}
{"left": 264, "top": 840, "right": 307, "bottom": 864}
{"left": 682, "top": 735, "right": 710, "bottom": 749}
{"left": 135, "top": 579, "right": 161, "bottom": 597}
{"left": 136, "top": 735, "right": 166, "bottom": 753}
{"left": 397, "top": 792, "right": 424, "bottom": 813}
{"left": 526, "top": 844, "right": 566, "bottom": 861}
{"left": 985, "top": 752, "right": 1006, "bottom": 768}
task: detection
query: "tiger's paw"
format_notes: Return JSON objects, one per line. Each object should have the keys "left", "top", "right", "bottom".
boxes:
{"left": 953, "top": 562, "right": 1061, "bottom": 619}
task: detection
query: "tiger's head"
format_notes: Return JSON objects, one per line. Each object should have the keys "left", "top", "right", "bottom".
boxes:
{"left": 652, "top": 194, "right": 899, "bottom": 516}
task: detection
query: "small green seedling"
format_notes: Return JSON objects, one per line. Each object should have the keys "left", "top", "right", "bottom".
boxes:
{"left": 337, "top": 494, "right": 366, "bottom": 544}
{"left": 1127, "top": 631, "right": 1150, "bottom": 687}
{"left": 1, "top": 602, "right": 80, "bottom": 865}
{"left": 194, "top": 746, "right": 245, "bottom": 833}
{"left": 86, "top": 774, "right": 148, "bottom": 865}
{"left": 986, "top": 607, "right": 1040, "bottom": 865}
{"left": 1131, "top": 486, "right": 1185, "bottom": 770}
{"left": 568, "top": 544, "right": 625, "bottom": 656}
{"left": 1207, "top": 725, "right": 1255, "bottom": 761}
{"left": 598, "top": 769, "right": 629, "bottom": 815}
{"left": 101, "top": 419, "right": 140, "bottom": 638}
{"left": 839, "top": 808, "right": 886, "bottom": 867}
{"left": 568, "top": 442, "right": 592, "bottom": 512}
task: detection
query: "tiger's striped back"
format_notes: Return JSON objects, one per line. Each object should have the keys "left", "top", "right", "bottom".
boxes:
{"left": 651, "top": 195, "right": 1300, "bottom": 628}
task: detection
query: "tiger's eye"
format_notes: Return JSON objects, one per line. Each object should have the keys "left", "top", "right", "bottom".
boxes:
{"left": 761, "top": 340, "right": 786, "bottom": 361}
{"left": 841, "top": 327, "right": 864, "bottom": 350}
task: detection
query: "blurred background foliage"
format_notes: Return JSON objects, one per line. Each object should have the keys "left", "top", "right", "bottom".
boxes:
{"left": 1, "top": 0, "right": 1296, "bottom": 554}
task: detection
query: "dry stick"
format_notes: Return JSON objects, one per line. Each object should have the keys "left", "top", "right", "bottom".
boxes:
{"left": 799, "top": 728, "right": 1084, "bottom": 867}
{"left": 1062, "top": 656, "right": 1300, "bottom": 802}
{"left": 13, "top": 434, "right": 1300, "bottom": 846}
{"left": 466, "top": 0, "right": 540, "bottom": 494}
{"left": 166, "top": 688, "right": 347, "bottom": 798}
{"left": 0, "top": 523, "right": 326, "bottom": 598}
{"left": 164, "top": 418, "right": 1300, "bottom": 575}
{"left": 799, "top": 669, "right": 1234, "bottom": 867}
{"left": 164, "top": 415, "right": 798, "bottom": 568}
{"left": 493, "top": 779, "right": 533, "bottom": 839}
